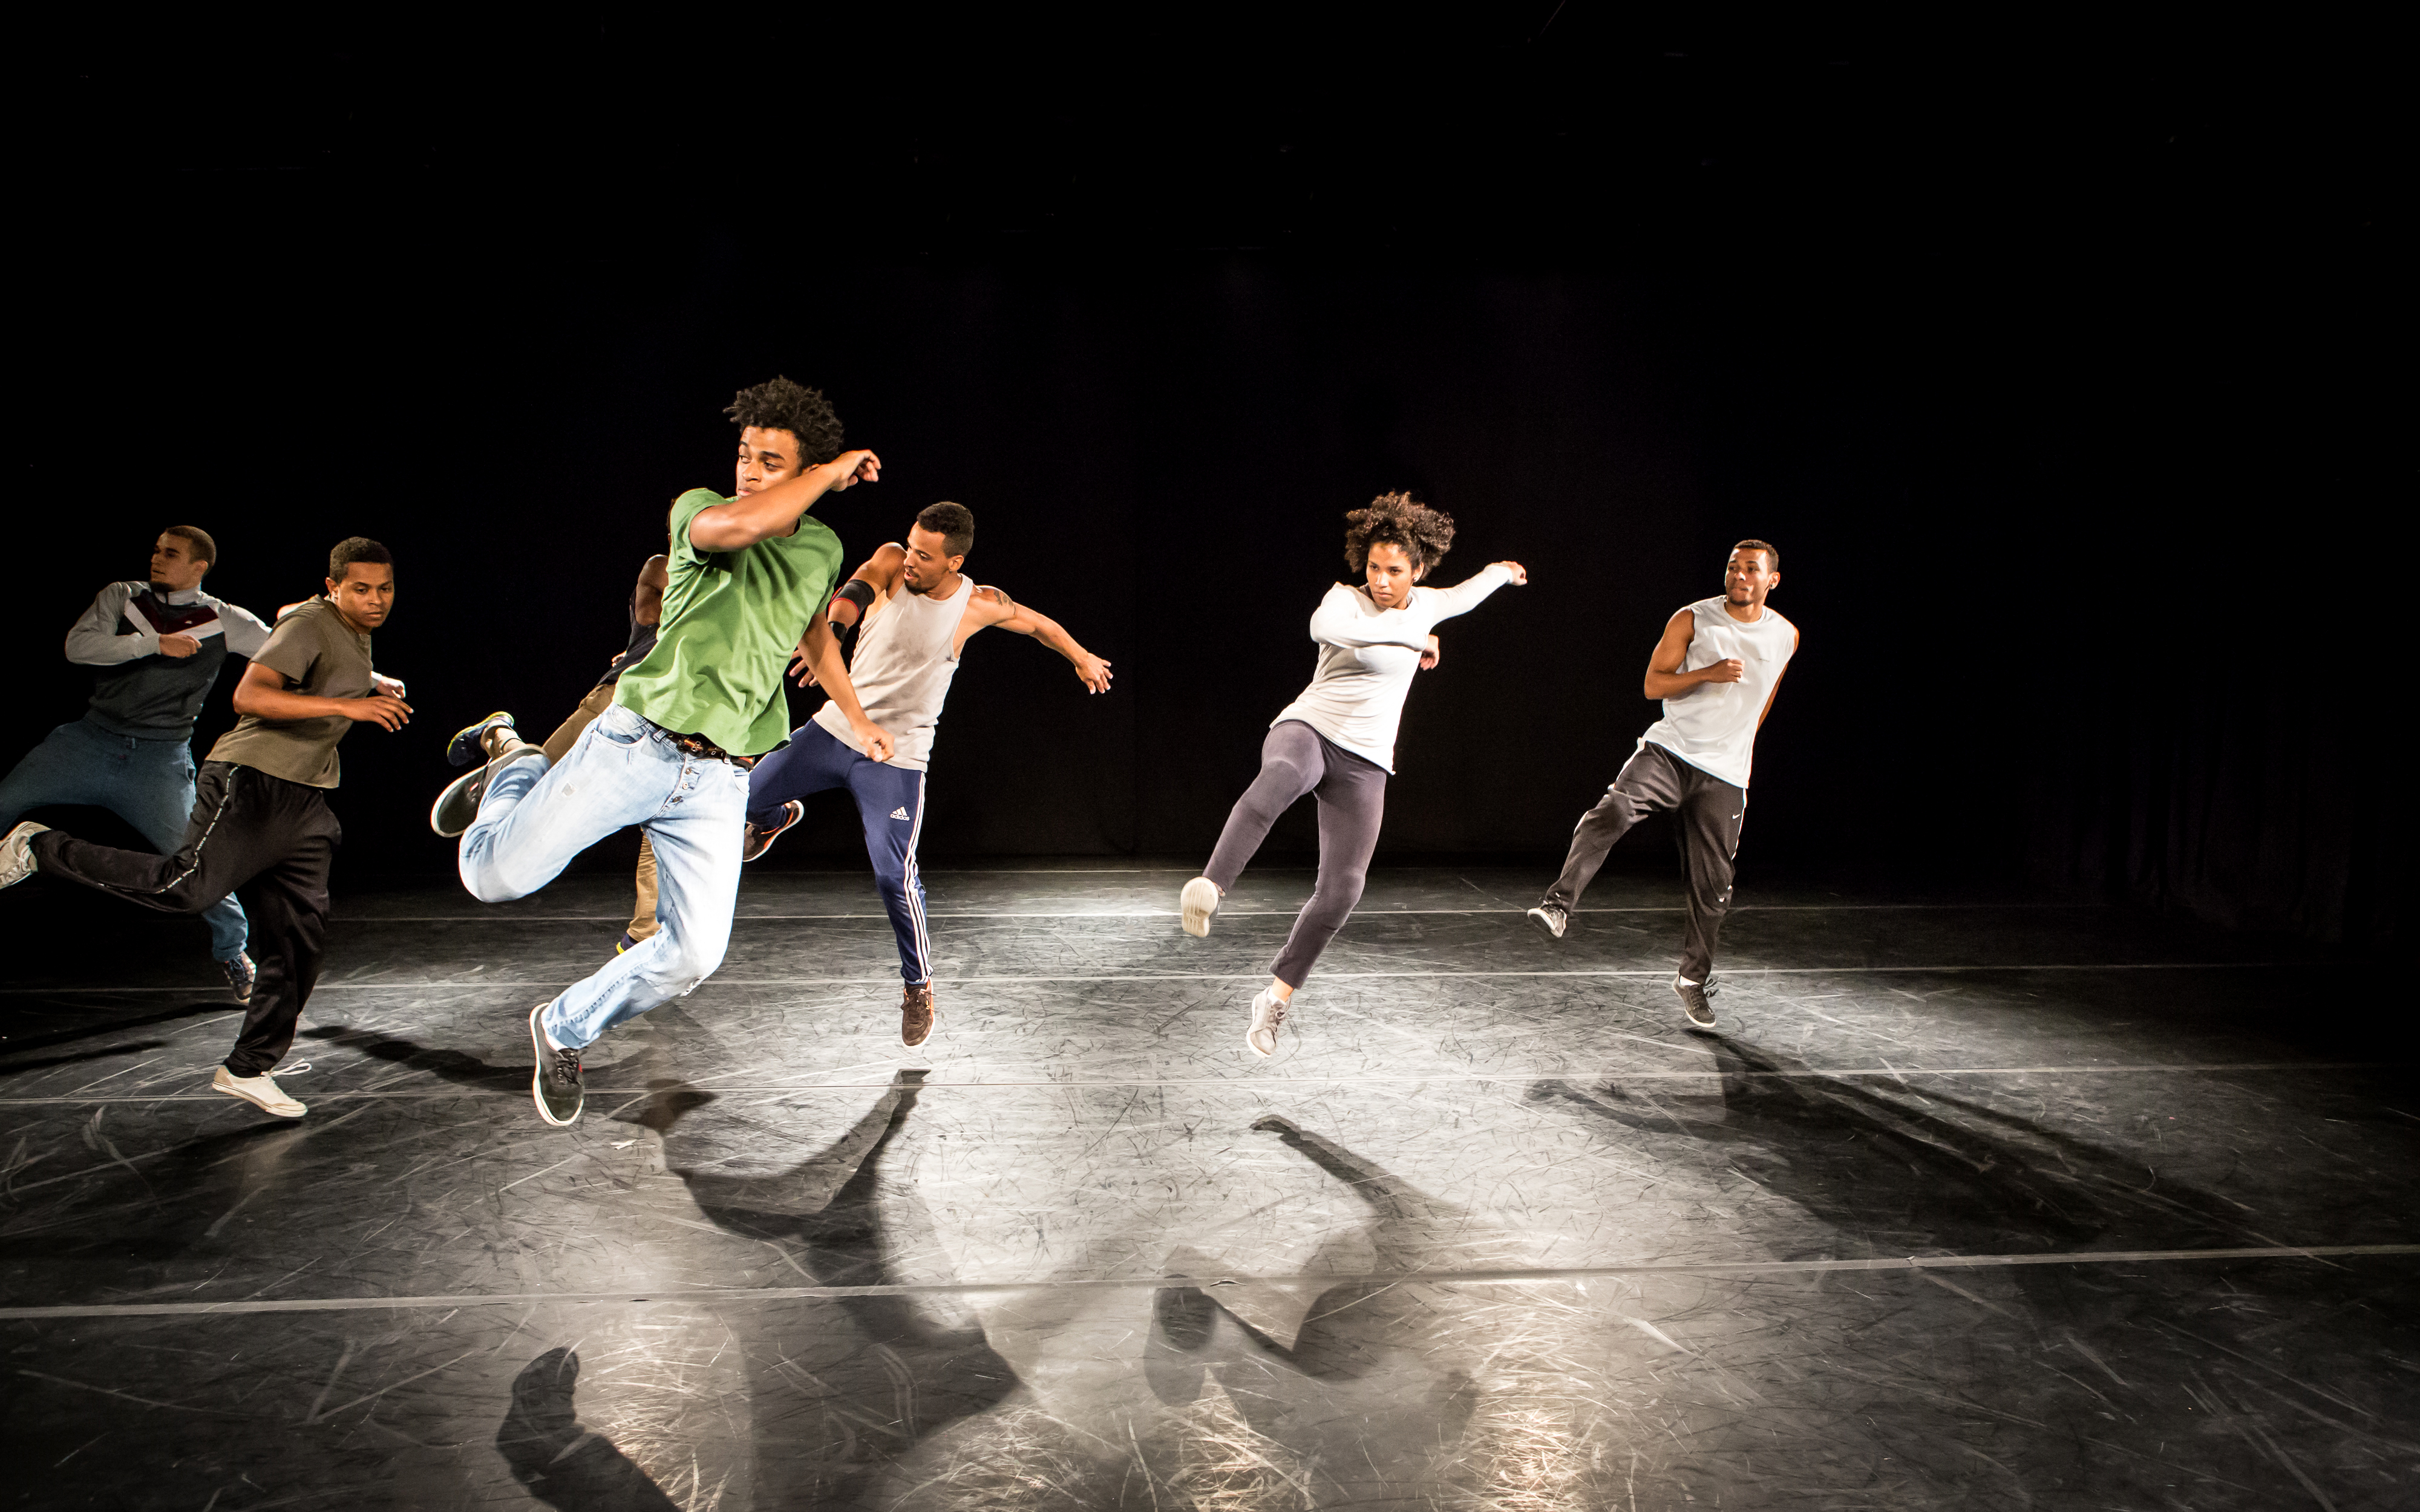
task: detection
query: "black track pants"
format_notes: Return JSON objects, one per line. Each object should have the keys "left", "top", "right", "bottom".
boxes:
{"left": 1542, "top": 742, "right": 1744, "bottom": 982}
{"left": 33, "top": 760, "right": 340, "bottom": 1077}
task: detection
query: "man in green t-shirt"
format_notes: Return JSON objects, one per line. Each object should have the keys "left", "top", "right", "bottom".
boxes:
{"left": 450, "top": 377, "right": 894, "bottom": 1129}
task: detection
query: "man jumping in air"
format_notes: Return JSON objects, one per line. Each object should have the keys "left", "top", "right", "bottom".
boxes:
{"left": 1525, "top": 540, "right": 1797, "bottom": 1031}
{"left": 446, "top": 376, "right": 891, "bottom": 1129}
{"left": 741, "top": 501, "right": 1114, "bottom": 1047}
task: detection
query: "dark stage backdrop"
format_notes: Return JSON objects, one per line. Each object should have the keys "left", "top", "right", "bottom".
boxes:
{"left": 10, "top": 14, "right": 2398, "bottom": 950}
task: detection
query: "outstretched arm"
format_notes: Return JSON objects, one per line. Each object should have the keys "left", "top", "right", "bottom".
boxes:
{"left": 687, "top": 449, "right": 881, "bottom": 552}
{"left": 797, "top": 614, "right": 894, "bottom": 761}
{"left": 963, "top": 587, "right": 1113, "bottom": 693}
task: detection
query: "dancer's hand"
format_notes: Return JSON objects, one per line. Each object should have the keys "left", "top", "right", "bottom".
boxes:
{"left": 1495, "top": 561, "right": 1529, "bottom": 585}
{"left": 788, "top": 644, "right": 821, "bottom": 688}
{"left": 854, "top": 721, "right": 895, "bottom": 762}
{"left": 1070, "top": 651, "right": 1113, "bottom": 693}
{"left": 1419, "top": 634, "right": 1441, "bottom": 670}
{"left": 1700, "top": 659, "right": 1744, "bottom": 685}
{"left": 157, "top": 632, "right": 201, "bottom": 659}
{"left": 347, "top": 693, "right": 414, "bottom": 731}
{"left": 373, "top": 673, "right": 408, "bottom": 700}
{"left": 826, "top": 450, "right": 881, "bottom": 491}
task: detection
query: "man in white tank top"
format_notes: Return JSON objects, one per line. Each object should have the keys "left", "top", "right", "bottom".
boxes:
{"left": 1526, "top": 541, "right": 1798, "bottom": 1030}
{"left": 741, "top": 501, "right": 1113, "bottom": 1048}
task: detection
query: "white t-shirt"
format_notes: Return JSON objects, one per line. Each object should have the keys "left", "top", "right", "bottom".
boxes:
{"left": 1270, "top": 564, "right": 1514, "bottom": 773}
{"left": 1638, "top": 596, "right": 1797, "bottom": 788}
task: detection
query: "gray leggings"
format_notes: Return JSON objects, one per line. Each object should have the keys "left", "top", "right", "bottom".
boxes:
{"left": 1205, "top": 720, "right": 1387, "bottom": 989}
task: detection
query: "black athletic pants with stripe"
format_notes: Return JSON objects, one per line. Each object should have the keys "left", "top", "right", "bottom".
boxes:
{"left": 1542, "top": 741, "right": 1745, "bottom": 983}
{"left": 33, "top": 760, "right": 340, "bottom": 1077}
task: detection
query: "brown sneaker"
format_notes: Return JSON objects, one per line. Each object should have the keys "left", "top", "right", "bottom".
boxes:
{"left": 901, "top": 982, "right": 938, "bottom": 1048}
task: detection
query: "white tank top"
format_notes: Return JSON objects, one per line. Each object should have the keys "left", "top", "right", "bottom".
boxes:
{"left": 809, "top": 574, "right": 975, "bottom": 772}
{"left": 1637, "top": 596, "right": 1797, "bottom": 789}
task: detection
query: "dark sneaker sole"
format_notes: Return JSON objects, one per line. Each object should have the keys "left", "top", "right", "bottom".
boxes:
{"left": 430, "top": 768, "right": 488, "bottom": 838}
{"left": 447, "top": 712, "right": 514, "bottom": 769}
{"left": 529, "top": 1004, "right": 583, "bottom": 1127}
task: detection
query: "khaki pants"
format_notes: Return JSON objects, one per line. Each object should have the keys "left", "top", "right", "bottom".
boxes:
{"left": 543, "top": 684, "right": 661, "bottom": 942}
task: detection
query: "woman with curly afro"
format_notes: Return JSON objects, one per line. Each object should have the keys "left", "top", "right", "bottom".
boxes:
{"left": 1180, "top": 492, "right": 1527, "bottom": 1057}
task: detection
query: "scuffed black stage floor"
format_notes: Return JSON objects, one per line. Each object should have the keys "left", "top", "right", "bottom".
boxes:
{"left": 1, "top": 864, "right": 2413, "bottom": 1510}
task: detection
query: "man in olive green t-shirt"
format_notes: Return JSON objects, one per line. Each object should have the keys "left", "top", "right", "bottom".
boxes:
{"left": 450, "top": 377, "right": 895, "bottom": 1129}
{"left": 2, "top": 538, "right": 413, "bottom": 1121}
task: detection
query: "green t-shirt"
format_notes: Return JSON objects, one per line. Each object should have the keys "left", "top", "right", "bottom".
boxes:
{"left": 613, "top": 488, "right": 844, "bottom": 755}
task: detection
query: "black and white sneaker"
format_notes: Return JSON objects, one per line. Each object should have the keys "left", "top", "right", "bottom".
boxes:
{"left": 742, "top": 800, "right": 803, "bottom": 862}
{"left": 1, "top": 823, "right": 50, "bottom": 890}
{"left": 1673, "top": 974, "right": 1719, "bottom": 1030}
{"left": 529, "top": 1003, "right": 584, "bottom": 1127}
{"left": 429, "top": 766, "right": 490, "bottom": 838}
{"left": 1526, "top": 903, "right": 1568, "bottom": 940}
{"left": 447, "top": 711, "right": 517, "bottom": 768}
{"left": 218, "top": 952, "right": 257, "bottom": 1003}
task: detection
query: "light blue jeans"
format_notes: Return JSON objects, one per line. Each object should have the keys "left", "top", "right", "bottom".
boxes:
{"left": 0, "top": 715, "right": 248, "bottom": 960}
{"left": 457, "top": 702, "right": 750, "bottom": 1051}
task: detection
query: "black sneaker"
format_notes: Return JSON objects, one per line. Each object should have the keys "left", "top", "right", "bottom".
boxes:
{"left": 1673, "top": 974, "right": 1719, "bottom": 1030}
{"left": 1526, "top": 903, "right": 1568, "bottom": 940}
{"left": 447, "top": 711, "right": 517, "bottom": 768}
{"left": 529, "top": 1003, "right": 584, "bottom": 1127}
{"left": 429, "top": 766, "right": 490, "bottom": 838}
{"left": 218, "top": 952, "right": 257, "bottom": 1003}
{"left": 742, "top": 800, "right": 804, "bottom": 862}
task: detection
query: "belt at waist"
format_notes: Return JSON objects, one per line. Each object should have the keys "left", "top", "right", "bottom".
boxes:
{"left": 641, "top": 719, "right": 757, "bottom": 769}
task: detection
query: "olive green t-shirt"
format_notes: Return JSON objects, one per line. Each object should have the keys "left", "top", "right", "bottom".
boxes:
{"left": 613, "top": 488, "right": 844, "bottom": 756}
{"left": 204, "top": 598, "right": 374, "bottom": 788}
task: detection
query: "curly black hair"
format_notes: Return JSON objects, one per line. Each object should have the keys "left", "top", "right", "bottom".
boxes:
{"left": 725, "top": 376, "right": 844, "bottom": 467}
{"left": 1343, "top": 491, "right": 1456, "bottom": 575}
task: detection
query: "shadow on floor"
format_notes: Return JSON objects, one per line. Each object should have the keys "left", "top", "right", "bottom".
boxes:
{"left": 630, "top": 1070, "right": 1022, "bottom": 1509}
{"left": 299, "top": 1023, "right": 526, "bottom": 1093}
{"left": 496, "top": 1346, "right": 681, "bottom": 1512}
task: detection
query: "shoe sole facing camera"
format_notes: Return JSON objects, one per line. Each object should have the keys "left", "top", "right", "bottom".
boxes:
{"left": 1180, "top": 877, "right": 1220, "bottom": 937}
{"left": 529, "top": 1004, "right": 583, "bottom": 1127}
{"left": 0, "top": 822, "right": 50, "bottom": 890}
{"left": 742, "top": 800, "right": 804, "bottom": 863}
{"left": 1525, "top": 905, "right": 1566, "bottom": 940}
{"left": 429, "top": 767, "right": 489, "bottom": 838}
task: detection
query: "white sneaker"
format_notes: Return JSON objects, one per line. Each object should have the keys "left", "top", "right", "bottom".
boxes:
{"left": 0, "top": 822, "right": 50, "bottom": 890}
{"left": 212, "top": 1065, "right": 306, "bottom": 1118}
{"left": 1244, "top": 988, "right": 1289, "bottom": 1058}
{"left": 1181, "top": 876, "right": 1221, "bottom": 937}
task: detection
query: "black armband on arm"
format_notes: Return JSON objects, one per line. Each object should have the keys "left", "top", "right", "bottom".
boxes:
{"left": 831, "top": 578, "right": 878, "bottom": 619}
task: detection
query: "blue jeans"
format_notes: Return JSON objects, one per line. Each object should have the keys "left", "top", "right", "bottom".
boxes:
{"left": 747, "top": 722, "right": 932, "bottom": 983}
{"left": 457, "top": 702, "right": 750, "bottom": 1051}
{"left": 0, "top": 716, "right": 247, "bottom": 960}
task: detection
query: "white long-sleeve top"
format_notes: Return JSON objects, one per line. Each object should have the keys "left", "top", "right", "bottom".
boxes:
{"left": 1269, "top": 563, "right": 1514, "bottom": 772}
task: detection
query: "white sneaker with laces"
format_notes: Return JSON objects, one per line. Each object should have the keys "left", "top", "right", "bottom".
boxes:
{"left": 1244, "top": 988, "right": 1289, "bottom": 1058}
{"left": 1181, "top": 877, "right": 1221, "bottom": 937}
{"left": 1, "top": 822, "right": 50, "bottom": 890}
{"left": 212, "top": 1065, "right": 306, "bottom": 1118}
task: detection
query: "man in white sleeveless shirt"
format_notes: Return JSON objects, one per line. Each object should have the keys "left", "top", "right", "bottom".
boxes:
{"left": 741, "top": 501, "right": 1114, "bottom": 1047}
{"left": 1526, "top": 540, "right": 1798, "bottom": 1029}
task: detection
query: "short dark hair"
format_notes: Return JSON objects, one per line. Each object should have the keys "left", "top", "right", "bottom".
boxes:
{"left": 725, "top": 376, "right": 844, "bottom": 467}
{"left": 915, "top": 501, "right": 975, "bottom": 558}
{"left": 329, "top": 536, "right": 394, "bottom": 580}
{"left": 162, "top": 525, "right": 216, "bottom": 567}
{"left": 1344, "top": 492, "right": 1456, "bottom": 575}
{"left": 1732, "top": 538, "right": 1780, "bottom": 570}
